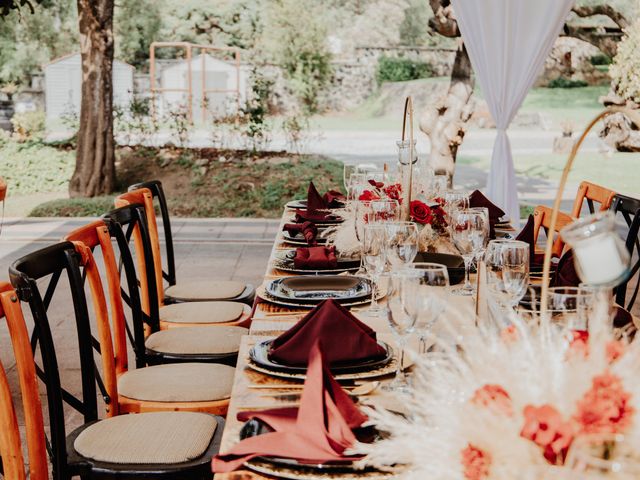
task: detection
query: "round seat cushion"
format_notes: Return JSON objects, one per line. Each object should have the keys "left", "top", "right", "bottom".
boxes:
{"left": 118, "top": 363, "right": 234, "bottom": 402}
{"left": 74, "top": 411, "right": 217, "bottom": 464}
{"left": 165, "top": 280, "right": 246, "bottom": 301}
{"left": 146, "top": 326, "right": 247, "bottom": 355}
{"left": 160, "top": 301, "right": 245, "bottom": 325}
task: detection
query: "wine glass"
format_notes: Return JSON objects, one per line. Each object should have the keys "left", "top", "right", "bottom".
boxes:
{"left": 430, "top": 173, "right": 448, "bottom": 200}
{"left": 486, "top": 240, "right": 530, "bottom": 308}
{"left": 409, "top": 262, "right": 450, "bottom": 354}
{"left": 547, "top": 286, "right": 594, "bottom": 330}
{"left": 385, "top": 269, "right": 421, "bottom": 391}
{"left": 343, "top": 164, "right": 356, "bottom": 192}
{"left": 370, "top": 199, "right": 400, "bottom": 223}
{"left": 385, "top": 222, "right": 419, "bottom": 269}
{"left": 443, "top": 189, "right": 469, "bottom": 225}
{"left": 347, "top": 173, "right": 368, "bottom": 203}
{"left": 362, "top": 223, "right": 388, "bottom": 316}
{"left": 450, "top": 209, "right": 488, "bottom": 296}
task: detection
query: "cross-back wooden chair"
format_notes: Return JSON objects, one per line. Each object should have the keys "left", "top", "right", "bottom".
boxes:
{"left": 119, "top": 181, "right": 255, "bottom": 305}
{"left": 610, "top": 194, "right": 640, "bottom": 314}
{"left": 55, "top": 223, "right": 236, "bottom": 415}
{"left": 0, "top": 281, "right": 48, "bottom": 480}
{"left": 571, "top": 181, "right": 617, "bottom": 218}
{"left": 64, "top": 216, "right": 246, "bottom": 367}
{"left": 104, "top": 201, "right": 251, "bottom": 330}
{"left": 533, "top": 205, "right": 575, "bottom": 259}
{"left": 9, "top": 242, "right": 224, "bottom": 480}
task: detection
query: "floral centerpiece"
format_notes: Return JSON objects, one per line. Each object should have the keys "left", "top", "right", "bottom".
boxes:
{"left": 354, "top": 302, "right": 640, "bottom": 479}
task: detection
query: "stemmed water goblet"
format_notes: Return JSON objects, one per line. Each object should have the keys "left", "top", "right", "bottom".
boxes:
{"left": 486, "top": 239, "right": 530, "bottom": 308}
{"left": 385, "top": 221, "right": 419, "bottom": 269}
{"left": 362, "top": 223, "right": 388, "bottom": 316}
{"left": 409, "top": 262, "right": 450, "bottom": 354}
{"left": 450, "top": 209, "right": 488, "bottom": 296}
{"left": 443, "top": 189, "right": 469, "bottom": 226}
{"left": 385, "top": 269, "right": 421, "bottom": 391}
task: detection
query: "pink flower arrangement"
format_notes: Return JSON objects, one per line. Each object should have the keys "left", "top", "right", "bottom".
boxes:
{"left": 574, "top": 372, "right": 634, "bottom": 435}
{"left": 520, "top": 404, "right": 574, "bottom": 465}
{"left": 471, "top": 384, "right": 513, "bottom": 416}
{"left": 461, "top": 444, "right": 491, "bottom": 480}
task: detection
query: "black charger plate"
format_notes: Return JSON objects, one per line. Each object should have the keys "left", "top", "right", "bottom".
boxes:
{"left": 413, "top": 252, "right": 466, "bottom": 285}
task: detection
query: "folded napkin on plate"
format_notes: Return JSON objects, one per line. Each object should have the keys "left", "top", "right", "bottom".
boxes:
{"left": 515, "top": 214, "right": 536, "bottom": 265}
{"left": 469, "top": 190, "right": 506, "bottom": 239}
{"left": 294, "top": 246, "right": 338, "bottom": 270}
{"left": 212, "top": 342, "right": 367, "bottom": 473}
{"left": 269, "top": 299, "right": 387, "bottom": 366}
{"left": 283, "top": 221, "right": 318, "bottom": 245}
{"left": 294, "top": 209, "right": 337, "bottom": 224}
{"left": 307, "top": 181, "right": 345, "bottom": 210}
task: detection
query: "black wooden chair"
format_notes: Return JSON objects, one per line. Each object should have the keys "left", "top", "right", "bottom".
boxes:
{"left": 610, "top": 194, "right": 640, "bottom": 314}
{"left": 124, "top": 180, "right": 255, "bottom": 305}
{"left": 9, "top": 242, "right": 223, "bottom": 480}
{"left": 100, "top": 205, "right": 246, "bottom": 366}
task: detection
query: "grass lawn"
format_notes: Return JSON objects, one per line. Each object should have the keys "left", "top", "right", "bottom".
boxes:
{"left": 14, "top": 142, "right": 344, "bottom": 218}
{"left": 458, "top": 152, "right": 640, "bottom": 198}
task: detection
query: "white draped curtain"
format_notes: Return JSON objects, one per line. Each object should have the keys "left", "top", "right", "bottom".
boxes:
{"left": 451, "top": 0, "right": 575, "bottom": 224}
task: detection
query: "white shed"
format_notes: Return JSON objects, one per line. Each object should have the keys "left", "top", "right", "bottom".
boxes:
{"left": 44, "top": 53, "right": 134, "bottom": 120}
{"left": 159, "top": 53, "right": 247, "bottom": 122}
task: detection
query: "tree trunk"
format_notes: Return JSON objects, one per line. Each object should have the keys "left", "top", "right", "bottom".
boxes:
{"left": 419, "top": 43, "right": 475, "bottom": 180}
{"left": 69, "top": 0, "right": 115, "bottom": 198}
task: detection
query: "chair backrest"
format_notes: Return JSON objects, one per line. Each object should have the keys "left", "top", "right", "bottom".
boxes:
{"left": 63, "top": 218, "right": 151, "bottom": 375}
{"left": 129, "top": 180, "right": 177, "bottom": 286}
{"left": 610, "top": 194, "right": 640, "bottom": 312}
{"left": 102, "top": 204, "right": 162, "bottom": 338}
{"left": 10, "top": 242, "right": 103, "bottom": 479}
{"left": 571, "top": 181, "right": 616, "bottom": 218}
{"left": 0, "top": 282, "right": 48, "bottom": 480}
{"left": 114, "top": 188, "right": 166, "bottom": 305}
{"left": 533, "top": 205, "right": 574, "bottom": 258}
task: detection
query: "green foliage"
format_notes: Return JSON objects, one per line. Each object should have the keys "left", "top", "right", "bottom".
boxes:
{"left": 240, "top": 69, "right": 274, "bottom": 151}
{"left": 0, "top": 0, "right": 76, "bottom": 85}
{"left": 376, "top": 55, "right": 433, "bottom": 83}
{"left": 589, "top": 54, "right": 612, "bottom": 66}
{"left": 261, "top": 0, "right": 333, "bottom": 114}
{"left": 29, "top": 196, "right": 116, "bottom": 217}
{"left": 611, "top": 18, "right": 640, "bottom": 103}
{"left": 115, "top": 0, "right": 162, "bottom": 69}
{"left": 113, "top": 96, "right": 158, "bottom": 144}
{"left": 0, "top": 139, "right": 74, "bottom": 194}
{"left": 0, "top": 0, "right": 46, "bottom": 17}
{"left": 547, "top": 77, "right": 589, "bottom": 89}
{"left": 399, "top": 0, "right": 430, "bottom": 46}
{"left": 10, "top": 110, "right": 45, "bottom": 141}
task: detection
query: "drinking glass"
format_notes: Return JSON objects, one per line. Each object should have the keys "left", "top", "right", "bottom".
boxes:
{"left": 486, "top": 240, "right": 530, "bottom": 307}
{"left": 347, "top": 173, "right": 368, "bottom": 202}
{"left": 468, "top": 207, "right": 490, "bottom": 262}
{"left": 450, "top": 209, "right": 488, "bottom": 296}
{"left": 362, "top": 223, "right": 388, "bottom": 316}
{"left": 385, "top": 269, "right": 421, "bottom": 391}
{"left": 409, "top": 262, "right": 450, "bottom": 354}
{"left": 343, "top": 164, "right": 357, "bottom": 191}
{"left": 547, "top": 286, "right": 595, "bottom": 330}
{"left": 443, "top": 189, "right": 469, "bottom": 225}
{"left": 370, "top": 199, "right": 400, "bottom": 223}
{"left": 430, "top": 173, "right": 449, "bottom": 200}
{"left": 385, "top": 222, "right": 419, "bottom": 269}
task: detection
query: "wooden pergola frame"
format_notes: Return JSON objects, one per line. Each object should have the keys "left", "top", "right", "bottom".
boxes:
{"left": 149, "top": 42, "right": 241, "bottom": 124}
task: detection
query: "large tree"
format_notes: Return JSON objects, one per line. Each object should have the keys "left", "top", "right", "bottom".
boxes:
{"left": 69, "top": 0, "right": 115, "bottom": 197}
{"left": 419, "top": 0, "right": 629, "bottom": 178}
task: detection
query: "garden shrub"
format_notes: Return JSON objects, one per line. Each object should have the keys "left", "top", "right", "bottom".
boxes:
{"left": 589, "top": 54, "right": 612, "bottom": 66}
{"left": 376, "top": 55, "right": 433, "bottom": 84}
{"left": 547, "top": 77, "right": 588, "bottom": 89}
{"left": 10, "top": 111, "right": 46, "bottom": 142}
{"left": 29, "top": 196, "right": 116, "bottom": 217}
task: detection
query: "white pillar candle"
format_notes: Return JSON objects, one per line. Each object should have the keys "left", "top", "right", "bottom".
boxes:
{"left": 572, "top": 235, "right": 627, "bottom": 286}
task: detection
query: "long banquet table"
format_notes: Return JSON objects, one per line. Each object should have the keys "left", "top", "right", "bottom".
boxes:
{"left": 215, "top": 204, "right": 477, "bottom": 480}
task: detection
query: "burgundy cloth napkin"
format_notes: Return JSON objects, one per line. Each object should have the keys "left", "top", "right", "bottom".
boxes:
{"left": 307, "top": 181, "right": 345, "bottom": 210}
{"left": 552, "top": 249, "right": 580, "bottom": 287}
{"left": 212, "top": 342, "right": 367, "bottom": 473}
{"left": 293, "top": 246, "right": 338, "bottom": 270}
{"left": 295, "top": 209, "right": 337, "bottom": 223}
{"left": 469, "top": 190, "right": 506, "bottom": 239}
{"left": 283, "top": 221, "right": 318, "bottom": 245}
{"left": 269, "top": 299, "right": 387, "bottom": 366}
{"left": 516, "top": 214, "right": 536, "bottom": 265}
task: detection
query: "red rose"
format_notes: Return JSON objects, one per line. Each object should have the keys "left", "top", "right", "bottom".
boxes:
{"left": 410, "top": 200, "right": 432, "bottom": 225}
{"left": 368, "top": 179, "right": 384, "bottom": 189}
{"left": 521, "top": 404, "right": 573, "bottom": 464}
{"left": 461, "top": 444, "right": 491, "bottom": 480}
{"left": 383, "top": 183, "right": 402, "bottom": 203}
{"left": 574, "top": 372, "right": 634, "bottom": 435}
{"left": 358, "top": 190, "right": 381, "bottom": 201}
